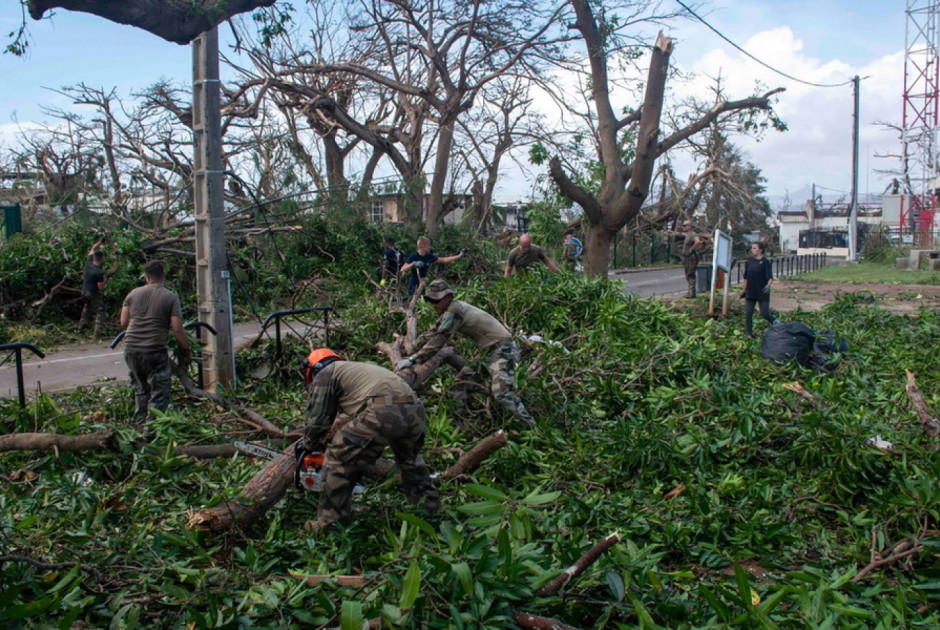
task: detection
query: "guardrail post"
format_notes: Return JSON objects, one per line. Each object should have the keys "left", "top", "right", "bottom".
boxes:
{"left": 0, "top": 342, "right": 46, "bottom": 408}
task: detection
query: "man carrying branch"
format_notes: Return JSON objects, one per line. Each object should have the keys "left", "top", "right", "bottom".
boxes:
{"left": 396, "top": 280, "right": 534, "bottom": 428}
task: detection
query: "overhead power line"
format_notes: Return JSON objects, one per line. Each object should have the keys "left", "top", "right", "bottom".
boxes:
{"left": 674, "top": 0, "right": 855, "bottom": 88}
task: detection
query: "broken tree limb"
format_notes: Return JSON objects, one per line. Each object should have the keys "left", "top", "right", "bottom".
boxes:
{"left": 511, "top": 612, "right": 579, "bottom": 630}
{"left": 172, "top": 362, "right": 297, "bottom": 438}
{"left": 442, "top": 430, "right": 507, "bottom": 479}
{"left": 534, "top": 532, "right": 622, "bottom": 597}
{"left": 374, "top": 344, "right": 468, "bottom": 392}
{"left": 782, "top": 382, "right": 816, "bottom": 406}
{"left": 175, "top": 444, "right": 237, "bottom": 459}
{"left": 292, "top": 573, "right": 367, "bottom": 588}
{"left": 905, "top": 370, "right": 940, "bottom": 437}
{"left": 187, "top": 450, "right": 295, "bottom": 532}
{"left": 0, "top": 431, "right": 115, "bottom": 453}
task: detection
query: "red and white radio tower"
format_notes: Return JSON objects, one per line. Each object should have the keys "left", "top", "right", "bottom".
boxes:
{"left": 902, "top": 0, "right": 940, "bottom": 239}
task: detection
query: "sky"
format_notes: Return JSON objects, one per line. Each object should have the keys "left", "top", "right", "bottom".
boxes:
{"left": 0, "top": 0, "right": 913, "bottom": 208}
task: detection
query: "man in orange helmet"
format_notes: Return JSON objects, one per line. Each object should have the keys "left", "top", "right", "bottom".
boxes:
{"left": 297, "top": 348, "right": 439, "bottom": 533}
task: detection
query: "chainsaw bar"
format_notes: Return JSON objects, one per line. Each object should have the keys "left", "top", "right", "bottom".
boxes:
{"left": 233, "top": 440, "right": 282, "bottom": 460}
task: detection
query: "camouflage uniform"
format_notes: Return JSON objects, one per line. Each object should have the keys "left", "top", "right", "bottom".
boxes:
{"left": 303, "top": 361, "right": 439, "bottom": 529}
{"left": 682, "top": 230, "right": 701, "bottom": 298}
{"left": 121, "top": 283, "right": 183, "bottom": 423}
{"left": 410, "top": 292, "right": 534, "bottom": 426}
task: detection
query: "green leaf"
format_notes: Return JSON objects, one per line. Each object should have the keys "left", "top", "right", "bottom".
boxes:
{"left": 452, "top": 562, "right": 474, "bottom": 596}
{"left": 520, "top": 489, "right": 560, "bottom": 507}
{"left": 396, "top": 512, "right": 437, "bottom": 539}
{"left": 464, "top": 484, "right": 509, "bottom": 501}
{"left": 456, "top": 500, "right": 505, "bottom": 515}
{"left": 4, "top": 597, "right": 56, "bottom": 619}
{"left": 340, "top": 600, "right": 364, "bottom": 630}
{"left": 399, "top": 559, "right": 421, "bottom": 610}
{"left": 606, "top": 571, "right": 625, "bottom": 601}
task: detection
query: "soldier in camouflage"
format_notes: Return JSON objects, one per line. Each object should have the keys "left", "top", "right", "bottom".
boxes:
{"left": 298, "top": 349, "right": 439, "bottom": 533}
{"left": 396, "top": 280, "right": 535, "bottom": 428}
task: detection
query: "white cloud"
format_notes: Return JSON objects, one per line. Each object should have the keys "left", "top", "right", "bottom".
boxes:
{"left": 667, "top": 25, "right": 905, "bottom": 200}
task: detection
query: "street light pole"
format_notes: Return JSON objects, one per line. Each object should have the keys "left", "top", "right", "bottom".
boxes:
{"left": 848, "top": 75, "right": 860, "bottom": 261}
{"left": 192, "top": 28, "right": 234, "bottom": 391}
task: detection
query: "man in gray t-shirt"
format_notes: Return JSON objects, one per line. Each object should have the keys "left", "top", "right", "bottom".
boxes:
{"left": 120, "top": 260, "right": 191, "bottom": 425}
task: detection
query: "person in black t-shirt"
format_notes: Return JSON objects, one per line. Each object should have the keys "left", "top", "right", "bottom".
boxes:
{"left": 400, "top": 236, "right": 463, "bottom": 297}
{"left": 382, "top": 237, "right": 404, "bottom": 282}
{"left": 79, "top": 251, "right": 107, "bottom": 337}
{"left": 739, "top": 241, "right": 776, "bottom": 337}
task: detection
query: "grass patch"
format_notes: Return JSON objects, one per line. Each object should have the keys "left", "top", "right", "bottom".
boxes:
{"left": 792, "top": 261, "right": 940, "bottom": 285}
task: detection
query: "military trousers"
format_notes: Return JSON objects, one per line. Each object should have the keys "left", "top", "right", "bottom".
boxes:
{"left": 318, "top": 400, "right": 439, "bottom": 528}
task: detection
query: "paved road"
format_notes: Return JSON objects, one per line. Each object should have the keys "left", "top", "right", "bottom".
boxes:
{"left": 0, "top": 266, "right": 702, "bottom": 399}
{"left": 0, "top": 323, "right": 269, "bottom": 399}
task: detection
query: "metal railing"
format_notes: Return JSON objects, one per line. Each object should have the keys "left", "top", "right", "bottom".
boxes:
{"left": 728, "top": 252, "right": 828, "bottom": 285}
{"left": 260, "top": 307, "right": 335, "bottom": 358}
{"left": 0, "top": 342, "right": 45, "bottom": 408}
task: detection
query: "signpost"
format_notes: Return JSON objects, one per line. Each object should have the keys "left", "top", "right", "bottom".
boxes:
{"left": 709, "top": 229, "right": 733, "bottom": 316}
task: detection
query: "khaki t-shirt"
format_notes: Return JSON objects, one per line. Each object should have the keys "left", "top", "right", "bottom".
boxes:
{"left": 122, "top": 284, "right": 183, "bottom": 351}
{"left": 331, "top": 361, "right": 416, "bottom": 417}
{"left": 507, "top": 245, "right": 548, "bottom": 274}
{"left": 447, "top": 300, "right": 511, "bottom": 350}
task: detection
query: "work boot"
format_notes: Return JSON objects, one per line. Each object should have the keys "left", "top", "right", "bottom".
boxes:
{"left": 684, "top": 292, "right": 696, "bottom": 299}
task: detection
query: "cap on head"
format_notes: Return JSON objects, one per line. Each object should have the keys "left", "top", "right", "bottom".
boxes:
{"left": 424, "top": 279, "right": 455, "bottom": 301}
{"left": 304, "top": 348, "right": 342, "bottom": 384}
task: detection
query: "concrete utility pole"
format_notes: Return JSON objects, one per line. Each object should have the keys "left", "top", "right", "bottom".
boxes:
{"left": 192, "top": 28, "right": 235, "bottom": 391}
{"left": 848, "top": 75, "right": 860, "bottom": 261}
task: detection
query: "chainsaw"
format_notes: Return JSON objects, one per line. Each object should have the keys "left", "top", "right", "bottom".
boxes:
{"left": 233, "top": 440, "right": 363, "bottom": 494}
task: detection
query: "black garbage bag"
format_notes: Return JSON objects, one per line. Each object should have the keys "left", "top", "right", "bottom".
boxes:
{"left": 760, "top": 321, "right": 816, "bottom": 368}
{"left": 810, "top": 330, "right": 849, "bottom": 372}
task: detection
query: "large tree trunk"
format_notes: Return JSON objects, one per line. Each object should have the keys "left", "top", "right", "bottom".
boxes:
{"left": 0, "top": 431, "right": 114, "bottom": 453}
{"left": 426, "top": 119, "right": 456, "bottom": 238}
{"left": 582, "top": 225, "right": 614, "bottom": 278}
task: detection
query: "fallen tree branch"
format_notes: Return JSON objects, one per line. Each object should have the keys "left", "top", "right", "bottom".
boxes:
{"left": 0, "top": 431, "right": 115, "bottom": 453}
{"left": 905, "top": 370, "right": 940, "bottom": 437}
{"left": 172, "top": 361, "right": 296, "bottom": 438}
{"left": 175, "top": 444, "right": 237, "bottom": 459}
{"left": 293, "top": 573, "right": 367, "bottom": 587}
{"left": 187, "top": 448, "right": 295, "bottom": 532}
{"left": 442, "top": 430, "right": 507, "bottom": 479}
{"left": 782, "top": 382, "right": 816, "bottom": 406}
{"left": 851, "top": 524, "right": 927, "bottom": 583}
{"left": 534, "top": 532, "right": 622, "bottom": 597}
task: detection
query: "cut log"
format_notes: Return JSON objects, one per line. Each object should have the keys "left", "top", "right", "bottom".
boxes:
{"left": 187, "top": 450, "right": 295, "bottom": 531}
{"left": 0, "top": 431, "right": 114, "bottom": 453}
{"left": 442, "top": 430, "right": 507, "bottom": 479}
{"left": 175, "top": 444, "right": 237, "bottom": 459}
{"left": 292, "top": 573, "right": 367, "bottom": 587}
{"left": 534, "top": 532, "right": 622, "bottom": 597}
{"left": 905, "top": 370, "right": 940, "bottom": 437}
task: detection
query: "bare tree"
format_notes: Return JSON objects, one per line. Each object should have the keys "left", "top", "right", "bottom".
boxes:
{"left": 547, "top": 0, "right": 784, "bottom": 278}
{"left": 245, "top": 0, "right": 567, "bottom": 236}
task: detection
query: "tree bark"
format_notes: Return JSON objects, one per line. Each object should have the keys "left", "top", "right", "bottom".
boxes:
{"left": 0, "top": 431, "right": 114, "bottom": 453}
{"left": 28, "top": 0, "right": 276, "bottom": 44}
{"left": 905, "top": 370, "right": 940, "bottom": 437}
{"left": 534, "top": 532, "right": 622, "bottom": 597}
{"left": 187, "top": 449, "right": 295, "bottom": 531}
{"left": 442, "top": 430, "right": 507, "bottom": 479}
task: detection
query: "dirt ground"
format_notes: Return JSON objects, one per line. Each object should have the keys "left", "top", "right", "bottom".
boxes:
{"left": 758, "top": 279, "right": 940, "bottom": 315}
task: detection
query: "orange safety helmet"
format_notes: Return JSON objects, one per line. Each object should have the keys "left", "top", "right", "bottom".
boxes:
{"left": 304, "top": 348, "right": 342, "bottom": 384}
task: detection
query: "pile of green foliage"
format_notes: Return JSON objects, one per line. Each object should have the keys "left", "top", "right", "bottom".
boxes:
{"left": 2, "top": 268, "right": 940, "bottom": 628}
{"left": 0, "top": 212, "right": 490, "bottom": 345}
